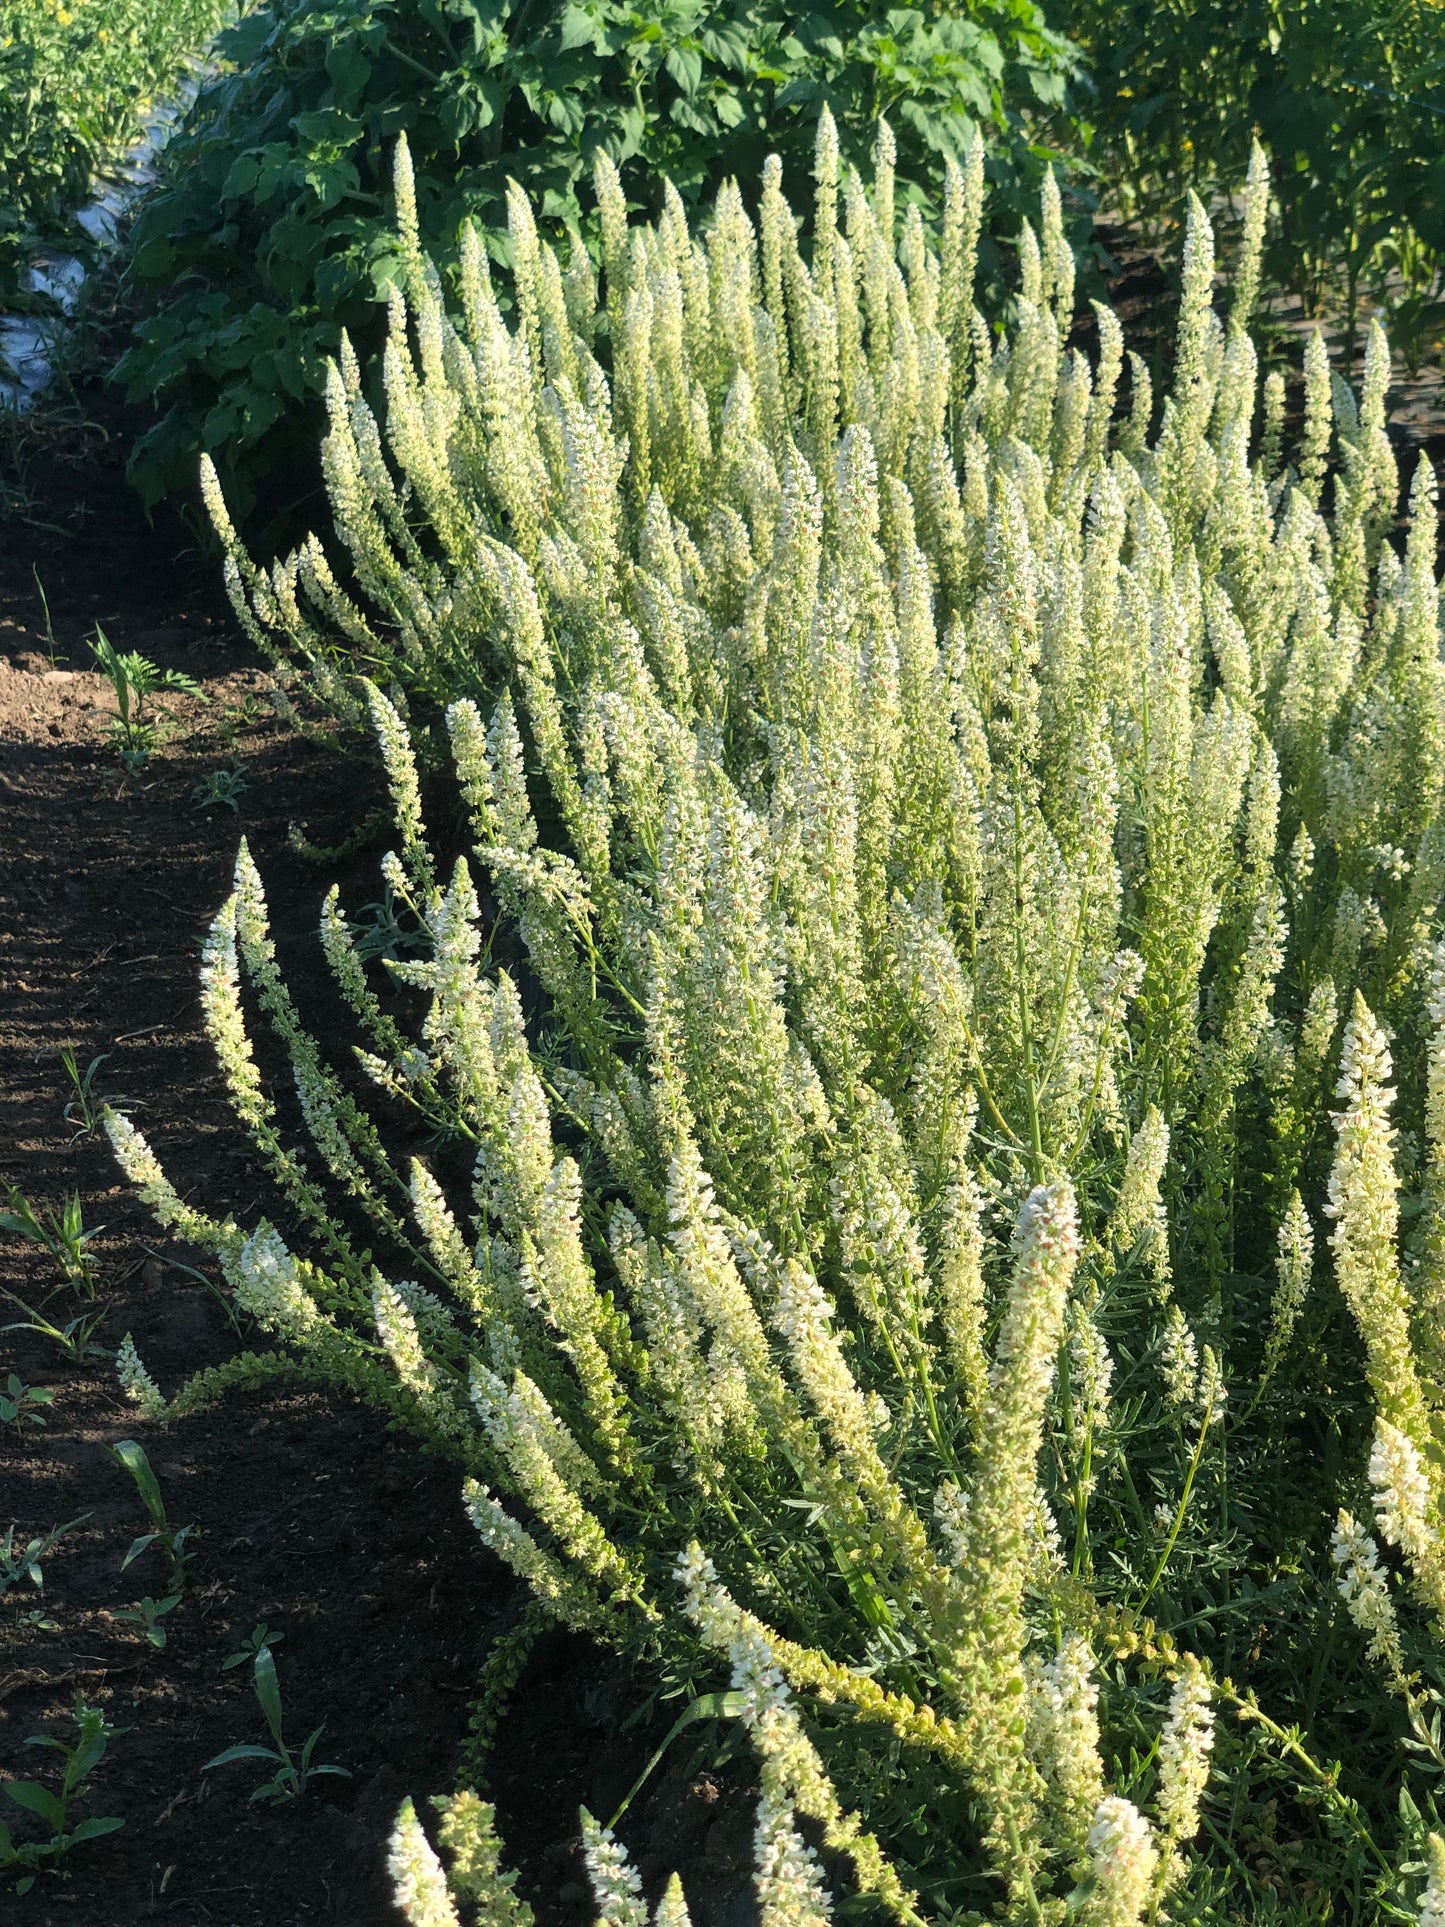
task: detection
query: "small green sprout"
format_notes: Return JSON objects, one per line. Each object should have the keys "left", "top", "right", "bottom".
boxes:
{"left": 0, "top": 1185, "right": 100, "bottom": 1294}
{"left": 221, "top": 1622, "right": 283, "bottom": 1671}
{"left": 202, "top": 1646, "right": 350, "bottom": 1803}
{"left": 111, "top": 1440, "right": 196, "bottom": 1589}
{"left": 113, "top": 1593, "right": 181, "bottom": 1650}
{"left": 1, "top": 1700, "right": 124, "bottom": 1894}
{"left": 0, "top": 1290, "right": 106, "bottom": 1359}
{"left": 89, "top": 627, "right": 204, "bottom": 774}
{"left": 0, "top": 1374, "right": 54, "bottom": 1432}
{"left": 60, "top": 1048, "right": 136, "bottom": 1141}
{"left": 191, "top": 766, "right": 248, "bottom": 812}
{"left": 1, "top": 1518, "right": 87, "bottom": 1596}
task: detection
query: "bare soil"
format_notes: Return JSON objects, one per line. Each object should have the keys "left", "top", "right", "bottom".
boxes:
{"left": 0, "top": 374, "right": 752, "bottom": 1924}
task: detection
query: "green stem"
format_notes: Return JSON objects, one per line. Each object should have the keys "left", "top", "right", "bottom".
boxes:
{"left": 1139, "top": 1406, "right": 1212, "bottom": 1608}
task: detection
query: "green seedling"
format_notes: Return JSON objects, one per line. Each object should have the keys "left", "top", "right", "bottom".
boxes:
{"left": 0, "top": 1374, "right": 54, "bottom": 1432}
{"left": 201, "top": 1646, "right": 349, "bottom": 1803}
{"left": 221, "top": 1622, "right": 282, "bottom": 1671}
{"left": 15, "top": 1609, "right": 60, "bottom": 1634}
{"left": 88, "top": 628, "right": 203, "bottom": 774}
{"left": 1, "top": 1518, "right": 87, "bottom": 1595}
{"left": 0, "top": 1289, "right": 105, "bottom": 1360}
{"left": 191, "top": 766, "right": 247, "bottom": 812}
{"left": 1, "top": 1700, "right": 124, "bottom": 1894}
{"left": 113, "top": 1593, "right": 180, "bottom": 1650}
{"left": 60, "top": 1048, "right": 136, "bottom": 1140}
{"left": 0, "top": 1185, "right": 100, "bottom": 1294}
{"left": 111, "top": 1440, "right": 195, "bottom": 1588}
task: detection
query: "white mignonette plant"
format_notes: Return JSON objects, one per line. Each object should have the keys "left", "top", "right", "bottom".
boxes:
{"left": 107, "top": 120, "right": 1445, "bottom": 1920}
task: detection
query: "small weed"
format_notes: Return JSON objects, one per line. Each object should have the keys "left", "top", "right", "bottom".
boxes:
{"left": 60, "top": 1048, "right": 136, "bottom": 1140}
{"left": 221, "top": 1622, "right": 282, "bottom": 1671}
{"left": 1, "top": 1518, "right": 87, "bottom": 1595}
{"left": 113, "top": 1593, "right": 180, "bottom": 1650}
{"left": 111, "top": 1440, "right": 196, "bottom": 1589}
{"left": 214, "top": 694, "right": 263, "bottom": 751}
{"left": 0, "top": 1184, "right": 100, "bottom": 1293}
{"left": 32, "top": 567, "right": 57, "bottom": 665}
{"left": 202, "top": 1646, "right": 349, "bottom": 1803}
{"left": 0, "top": 1374, "right": 54, "bottom": 1432}
{"left": 0, "top": 1288, "right": 106, "bottom": 1359}
{"left": 88, "top": 628, "right": 203, "bottom": 773}
{"left": 191, "top": 765, "right": 247, "bottom": 813}
{"left": 1, "top": 1700, "right": 124, "bottom": 1894}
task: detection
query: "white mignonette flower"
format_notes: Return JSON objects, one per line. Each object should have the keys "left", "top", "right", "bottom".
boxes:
{"left": 653, "top": 1874, "right": 693, "bottom": 1927}
{"left": 388, "top": 1796, "right": 462, "bottom": 1927}
{"left": 104, "top": 1111, "right": 236, "bottom": 1253}
{"left": 755, "top": 1787, "right": 832, "bottom": 1927}
{"left": 1370, "top": 1419, "right": 1440, "bottom": 1572}
{"left": 1196, "top": 1346, "right": 1227, "bottom": 1425}
{"left": 933, "top": 1480, "right": 970, "bottom": 1565}
{"left": 115, "top": 1333, "right": 167, "bottom": 1420}
{"left": 1418, "top": 1834, "right": 1445, "bottom": 1927}
{"left": 1155, "top": 1655, "right": 1215, "bottom": 1849}
{"left": 1026, "top": 1633, "right": 1104, "bottom": 1848}
{"left": 1331, "top": 1509, "right": 1404, "bottom": 1674}
{"left": 1159, "top": 1305, "right": 1199, "bottom": 1407}
{"left": 1069, "top": 1301, "right": 1114, "bottom": 1433}
{"left": 230, "top": 1223, "right": 319, "bottom": 1338}
{"left": 1085, "top": 1796, "right": 1158, "bottom": 1926}
{"left": 580, "top": 1810, "right": 649, "bottom": 1927}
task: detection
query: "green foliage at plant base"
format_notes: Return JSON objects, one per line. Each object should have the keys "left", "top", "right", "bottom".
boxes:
{"left": 110, "top": 131, "right": 1445, "bottom": 1918}
{"left": 0, "top": 0, "right": 228, "bottom": 303}
{"left": 116, "top": 0, "right": 1084, "bottom": 525}
{"left": 1071, "top": 0, "right": 1445, "bottom": 369}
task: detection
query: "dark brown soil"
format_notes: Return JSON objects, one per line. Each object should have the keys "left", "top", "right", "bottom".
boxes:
{"left": 0, "top": 367, "right": 753, "bottom": 1924}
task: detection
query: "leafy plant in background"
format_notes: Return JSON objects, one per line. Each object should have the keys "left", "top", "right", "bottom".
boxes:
{"left": 88, "top": 630, "right": 203, "bottom": 774}
{"left": 0, "top": 1701, "right": 124, "bottom": 1895}
{"left": 107, "top": 127, "right": 1445, "bottom": 1917}
{"left": 1072, "top": 0, "right": 1445, "bottom": 370}
{"left": 201, "top": 1645, "right": 350, "bottom": 1802}
{"left": 0, "top": 0, "right": 229, "bottom": 303}
{"left": 111, "top": 1438, "right": 196, "bottom": 1588}
{"left": 116, "top": 0, "right": 1086, "bottom": 526}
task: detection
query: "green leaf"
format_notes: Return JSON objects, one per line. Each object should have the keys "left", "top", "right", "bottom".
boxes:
{"left": 4, "top": 1782, "right": 64, "bottom": 1830}
{"left": 111, "top": 1441, "right": 165, "bottom": 1530}
{"left": 64, "top": 1815, "right": 124, "bottom": 1845}
{"left": 201, "top": 1744, "right": 282, "bottom": 1772}
{"left": 253, "top": 1646, "right": 287, "bottom": 1752}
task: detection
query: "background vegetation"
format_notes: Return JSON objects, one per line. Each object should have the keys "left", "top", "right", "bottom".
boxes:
{"left": 1072, "top": 0, "right": 1445, "bottom": 370}
{"left": 0, "top": 0, "right": 227, "bottom": 302}
{"left": 114, "top": 0, "right": 1084, "bottom": 523}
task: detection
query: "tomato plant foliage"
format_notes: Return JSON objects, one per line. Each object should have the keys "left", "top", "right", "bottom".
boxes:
{"left": 117, "top": 0, "right": 1085, "bottom": 523}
